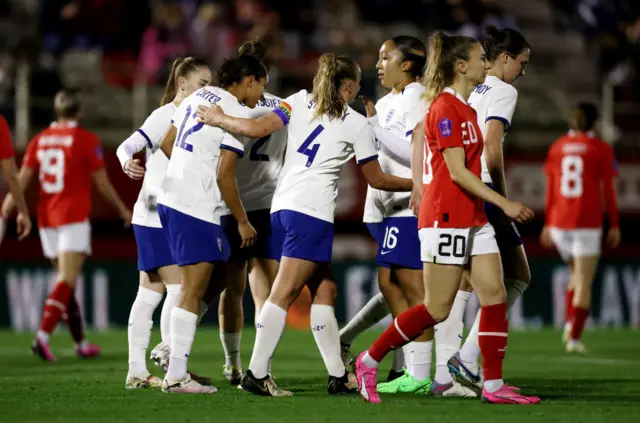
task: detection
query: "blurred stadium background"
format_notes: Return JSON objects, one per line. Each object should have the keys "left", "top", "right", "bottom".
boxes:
{"left": 0, "top": 0, "right": 639, "bottom": 332}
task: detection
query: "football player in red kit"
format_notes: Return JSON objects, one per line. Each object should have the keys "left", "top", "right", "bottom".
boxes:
{"left": 354, "top": 31, "right": 539, "bottom": 405}
{"left": 2, "top": 90, "right": 132, "bottom": 361}
{"left": 540, "top": 102, "right": 620, "bottom": 354}
{"left": 0, "top": 114, "right": 31, "bottom": 244}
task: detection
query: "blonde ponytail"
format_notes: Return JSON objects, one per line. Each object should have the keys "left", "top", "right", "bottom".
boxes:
{"left": 312, "top": 54, "right": 358, "bottom": 121}
{"left": 423, "top": 31, "right": 446, "bottom": 104}
{"left": 160, "top": 57, "right": 211, "bottom": 106}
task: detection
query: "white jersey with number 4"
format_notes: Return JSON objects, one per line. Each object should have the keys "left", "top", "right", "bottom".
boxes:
{"left": 270, "top": 89, "right": 378, "bottom": 223}
{"left": 234, "top": 92, "right": 287, "bottom": 212}
{"left": 468, "top": 75, "right": 518, "bottom": 183}
{"left": 128, "top": 103, "right": 176, "bottom": 228}
{"left": 158, "top": 86, "right": 248, "bottom": 225}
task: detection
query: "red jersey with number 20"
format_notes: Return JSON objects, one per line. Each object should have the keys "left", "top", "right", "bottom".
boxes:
{"left": 544, "top": 131, "right": 619, "bottom": 229}
{"left": 23, "top": 122, "right": 104, "bottom": 228}
{"left": 419, "top": 88, "right": 487, "bottom": 229}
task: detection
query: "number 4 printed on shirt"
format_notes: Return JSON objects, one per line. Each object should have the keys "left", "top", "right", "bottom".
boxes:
{"left": 297, "top": 124, "right": 325, "bottom": 167}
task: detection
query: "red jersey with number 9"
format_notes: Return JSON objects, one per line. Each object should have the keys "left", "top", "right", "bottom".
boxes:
{"left": 418, "top": 89, "right": 487, "bottom": 229}
{"left": 23, "top": 122, "right": 104, "bottom": 228}
{"left": 543, "top": 131, "right": 619, "bottom": 229}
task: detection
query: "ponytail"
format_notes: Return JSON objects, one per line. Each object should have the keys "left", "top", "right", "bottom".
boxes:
{"left": 160, "top": 57, "right": 210, "bottom": 106}
{"left": 422, "top": 31, "right": 478, "bottom": 104}
{"left": 312, "top": 54, "right": 358, "bottom": 121}
{"left": 570, "top": 102, "right": 598, "bottom": 132}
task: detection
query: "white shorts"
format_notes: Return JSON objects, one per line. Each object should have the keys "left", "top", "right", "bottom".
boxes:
{"left": 419, "top": 223, "right": 500, "bottom": 265}
{"left": 549, "top": 228, "right": 602, "bottom": 262}
{"left": 39, "top": 220, "right": 92, "bottom": 259}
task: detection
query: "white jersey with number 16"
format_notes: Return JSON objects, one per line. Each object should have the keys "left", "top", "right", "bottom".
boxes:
{"left": 270, "top": 89, "right": 378, "bottom": 223}
{"left": 158, "top": 86, "right": 249, "bottom": 225}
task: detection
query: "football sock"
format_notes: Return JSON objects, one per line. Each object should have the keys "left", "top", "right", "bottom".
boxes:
{"left": 198, "top": 300, "right": 209, "bottom": 324}
{"left": 167, "top": 307, "right": 197, "bottom": 381}
{"left": 435, "top": 290, "right": 471, "bottom": 371}
{"left": 249, "top": 301, "right": 287, "bottom": 379}
{"left": 459, "top": 308, "right": 481, "bottom": 364}
{"left": 565, "top": 289, "right": 575, "bottom": 326}
{"left": 479, "top": 303, "right": 508, "bottom": 392}
{"left": 391, "top": 349, "right": 405, "bottom": 372}
{"left": 220, "top": 331, "right": 242, "bottom": 368}
{"left": 311, "top": 304, "right": 346, "bottom": 377}
{"left": 570, "top": 307, "right": 589, "bottom": 341}
{"left": 38, "top": 281, "right": 73, "bottom": 339}
{"left": 435, "top": 365, "right": 453, "bottom": 384}
{"left": 407, "top": 341, "right": 432, "bottom": 381}
{"left": 127, "top": 287, "right": 163, "bottom": 375}
{"left": 368, "top": 304, "right": 436, "bottom": 362}
{"left": 339, "top": 292, "right": 389, "bottom": 345}
{"left": 161, "top": 284, "right": 180, "bottom": 343}
{"left": 505, "top": 278, "right": 529, "bottom": 309}
{"left": 66, "top": 294, "right": 85, "bottom": 345}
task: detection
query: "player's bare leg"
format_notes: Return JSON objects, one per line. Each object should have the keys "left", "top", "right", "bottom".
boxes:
{"left": 149, "top": 265, "right": 181, "bottom": 366}
{"left": 249, "top": 257, "right": 278, "bottom": 323}
{"left": 376, "top": 267, "right": 409, "bottom": 381}
{"left": 308, "top": 266, "right": 355, "bottom": 395}
{"left": 566, "top": 255, "right": 599, "bottom": 354}
{"left": 467, "top": 253, "right": 539, "bottom": 404}
{"left": 126, "top": 270, "right": 165, "bottom": 389}
{"left": 162, "top": 261, "right": 217, "bottom": 394}
{"left": 33, "top": 251, "right": 91, "bottom": 362}
{"left": 219, "top": 260, "right": 247, "bottom": 384}
{"left": 243, "top": 256, "right": 321, "bottom": 397}
{"left": 377, "top": 267, "right": 433, "bottom": 394}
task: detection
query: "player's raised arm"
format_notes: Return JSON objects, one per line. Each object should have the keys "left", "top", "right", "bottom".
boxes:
{"left": 196, "top": 105, "right": 285, "bottom": 139}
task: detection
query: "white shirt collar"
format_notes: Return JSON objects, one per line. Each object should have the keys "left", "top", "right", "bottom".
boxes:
{"left": 443, "top": 87, "right": 468, "bottom": 105}
{"left": 50, "top": 121, "right": 78, "bottom": 128}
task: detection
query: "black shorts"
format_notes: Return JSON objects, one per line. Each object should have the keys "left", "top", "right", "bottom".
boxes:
{"left": 221, "top": 209, "right": 278, "bottom": 262}
{"left": 484, "top": 183, "right": 523, "bottom": 248}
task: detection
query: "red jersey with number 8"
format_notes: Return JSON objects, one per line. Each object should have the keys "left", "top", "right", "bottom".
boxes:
{"left": 543, "top": 131, "right": 619, "bottom": 229}
{"left": 418, "top": 89, "right": 487, "bottom": 229}
{"left": 23, "top": 122, "right": 104, "bottom": 228}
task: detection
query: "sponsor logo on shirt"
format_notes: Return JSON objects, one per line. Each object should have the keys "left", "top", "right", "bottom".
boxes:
{"left": 438, "top": 118, "right": 452, "bottom": 137}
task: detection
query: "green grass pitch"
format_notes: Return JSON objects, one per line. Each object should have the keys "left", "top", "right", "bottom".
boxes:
{"left": 0, "top": 328, "right": 638, "bottom": 423}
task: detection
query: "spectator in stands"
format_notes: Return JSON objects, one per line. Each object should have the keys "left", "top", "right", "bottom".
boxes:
{"left": 139, "top": 1, "right": 192, "bottom": 84}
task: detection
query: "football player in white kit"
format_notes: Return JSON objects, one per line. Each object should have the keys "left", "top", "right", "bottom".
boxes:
{"left": 196, "top": 53, "right": 413, "bottom": 396}
{"left": 156, "top": 55, "right": 268, "bottom": 394}
{"left": 443, "top": 26, "right": 532, "bottom": 395}
{"left": 216, "top": 40, "right": 288, "bottom": 386}
{"left": 349, "top": 36, "right": 436, "bottom": 395}
{"left": 117, "top": 57, "right": 212, "bottom": 389}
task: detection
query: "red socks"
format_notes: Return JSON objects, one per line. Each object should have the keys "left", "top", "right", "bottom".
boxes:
{"left": 479, "top": 302, "right": 508, "bottom": 382}
{"left": 65, "top": 295, "right": 85, "bottom": 344}
{"left": 40, "top": 281, "right": 73, "bottom": 335}
{"left": 570, "top": 307, "right": 589, "bottom": 341}
{"left": 368, "top": 304, "right": 436, "bottom": 362}
{"left": 565, "top": 289, "right": 575, "bottom": 324}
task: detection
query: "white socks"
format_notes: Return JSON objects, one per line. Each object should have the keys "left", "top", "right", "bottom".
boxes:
{"left": 361, "top": 351, "right": 380, "bottom": 368}
{"left": 459, "top": 279, "right": 528, "bottom": 365}
{"left": 435, "top": 290, "right": 471, "bottom": 383}
{"left": 128, "top": 287, "right": 163, "bottom": 375}
{"left": 406, "top": 341, "right": 432, "bottom": 381}
{"left": 249, "top": 301, "right": 287, "bottom": 379}
{"left": 198, "top": 300, "right": 209, "bottom": 324}
{"left": 220, "top": 331, "right": 242, "bottom": 368}
{"left": 339, "top": 292, "right": 389, "bottom": 345}
{"left": 161, "top": 284, "right": 180, "bottom": 343}
{"left": 311, "top": 304, "right": 346, "bottom": 377}
{"left": 391, "top": 349, "right": 406, "bottom": 372}
{"left": 166, "top": 307, "right": 198, "bottom": 381}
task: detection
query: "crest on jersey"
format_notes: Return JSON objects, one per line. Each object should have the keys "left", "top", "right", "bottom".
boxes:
{"left": 95, "top": 146, "right": 103, "bottom": 160}
{"left": 438, "top": 118, "right": 452, "bottom": 137}
{"left": 385, "top": 109, "right": 395, "bottom": 124}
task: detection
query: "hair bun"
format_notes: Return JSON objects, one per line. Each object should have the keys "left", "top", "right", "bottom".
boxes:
{"left": 484, "top": 25, "right": 501, "bottom": 39}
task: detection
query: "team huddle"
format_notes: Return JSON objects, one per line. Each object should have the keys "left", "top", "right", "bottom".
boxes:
{"left": 0, "top": 25, "right": 619, "bottom": 406}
